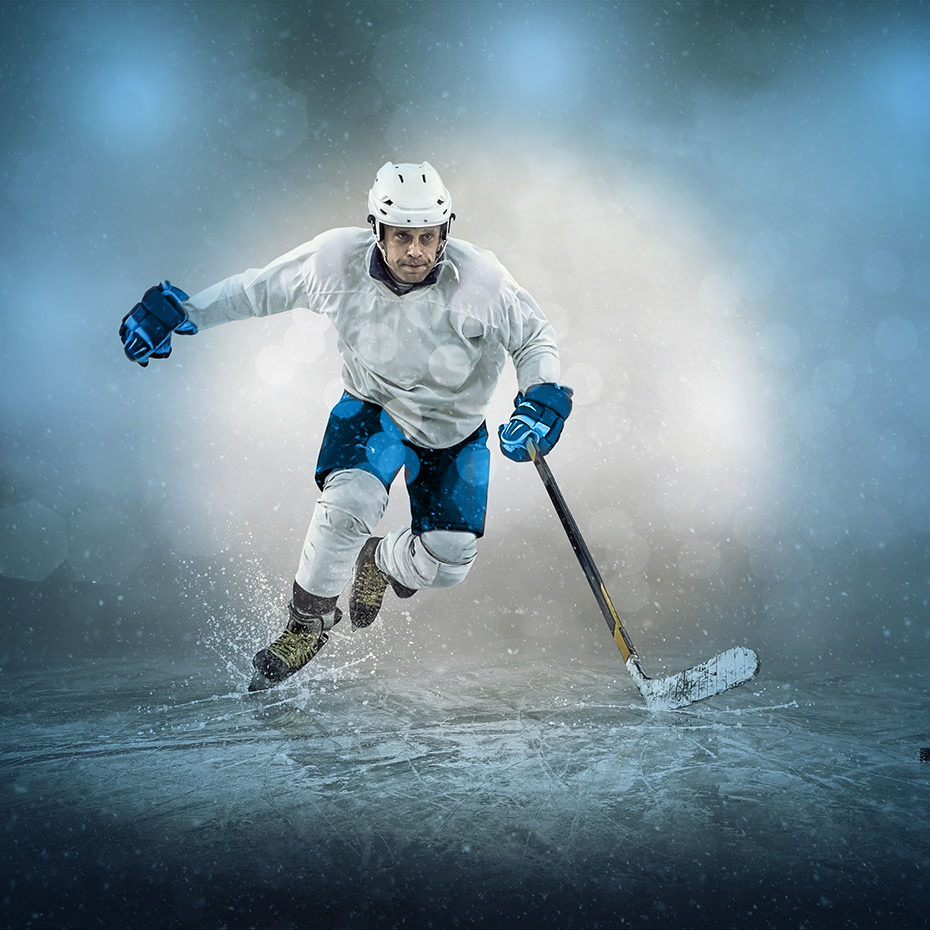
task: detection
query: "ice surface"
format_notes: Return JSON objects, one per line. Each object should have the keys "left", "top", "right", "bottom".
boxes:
{"left": 2, "top": 643, "right": 927, "bottom": 929}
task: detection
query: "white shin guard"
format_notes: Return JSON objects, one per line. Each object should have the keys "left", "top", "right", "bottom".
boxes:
{"left": 295, "top": 469, "right": 388, "bottom": 598}
{"left": 377, "top": 529, "right": 478, "bottom": 591}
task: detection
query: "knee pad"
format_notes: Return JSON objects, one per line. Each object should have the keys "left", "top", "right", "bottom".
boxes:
{"left": 418, "top": 530, "right": 478, "bottom": 589}
{"left": 421, "top": 530, "right": 478, "bottom": 565}
{"left": 317, "top": 469, "right": 388, "bottom": 537}
{"left": 376, "top": 529, "right": 479, "bottom": 591}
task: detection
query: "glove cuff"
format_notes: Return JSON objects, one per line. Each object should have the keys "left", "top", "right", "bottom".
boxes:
{"left": 522, "top": 382, "right": 574, "bottom": 419}
{"left": 161, "top": 282, "right": 197, "bottom": 334}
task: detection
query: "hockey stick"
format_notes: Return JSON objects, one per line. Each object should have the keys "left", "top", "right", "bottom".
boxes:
{"left": 528, "top": 440, "right": 759, "bottom": 710}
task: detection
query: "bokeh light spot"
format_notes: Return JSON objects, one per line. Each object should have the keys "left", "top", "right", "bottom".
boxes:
{"left": 221, "top": 71, "right": 309, "bottom": 162}
{"left": 806, "top": 276, "right": 849, "bottom": 321}
{"left": 862, "top": 249, "right": 906, "bottom": 294}
{"left": 562, "top": 362, "right": 604, "bottom": 406}
{"left": 501, "top": 21, "right": 584, "bottom": 96}
{"left": 757, "top": 322, "right": 801, "bottom": 368}
{"left": 812, "top": 359, "right": 856, "bottom": 405}
{"left": 283, "top": 318, "right": 326, "bottom": 364}
{"left": 255, "top": 345, "right": 296, "bottom": 386}
{"left": 428, "top": 344, "right": 471, "bottom": 389}
{"left": 356, "top": 324, "right": 399, "bottom": 367}
{"left": 677, "top": 538, "right": 721, "bottom": 580}
{"left": 874, "top": 315, "right": 918, "bottom": 361}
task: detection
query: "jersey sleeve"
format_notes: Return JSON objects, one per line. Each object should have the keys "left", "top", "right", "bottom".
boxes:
{"left": 505, "top": 288, "right": 562, "bottom": 391}
{"left": 181, "top": 241, "right": 317, "bottom": 331}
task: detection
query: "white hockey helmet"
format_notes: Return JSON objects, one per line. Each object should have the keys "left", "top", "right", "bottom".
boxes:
{"left": 367, "top": 161, "right": 454, "bottom": 240}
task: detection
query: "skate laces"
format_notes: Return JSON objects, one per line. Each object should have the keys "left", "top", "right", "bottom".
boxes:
{"left": 357, "top": 561, "right": 390, "bottom": 606}
{"left": 266, "top": 625, "right": 323, "bottom": 668}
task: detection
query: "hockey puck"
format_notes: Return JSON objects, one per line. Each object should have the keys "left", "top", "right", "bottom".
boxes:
{"left": 921, "top": 748, "right": 930, "bottom": 763}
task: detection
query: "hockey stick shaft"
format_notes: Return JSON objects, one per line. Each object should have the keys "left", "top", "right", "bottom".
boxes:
{"left": 528, "top": 441, "right": 638, "bottom": 662}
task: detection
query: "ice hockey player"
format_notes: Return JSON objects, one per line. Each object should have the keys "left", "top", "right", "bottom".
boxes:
{"left": 119, "top": 161, "right": 573, "bottom": 691}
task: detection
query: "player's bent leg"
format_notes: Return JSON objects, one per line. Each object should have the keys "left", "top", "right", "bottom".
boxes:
{"left": 250, "top": 469, "right": 388, "bottom": 691}
{"left": 295, "top": 468, "right": 389, "bottom": 598}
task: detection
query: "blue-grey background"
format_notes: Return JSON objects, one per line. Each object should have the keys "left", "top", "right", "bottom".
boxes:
{"left": 1, "top": 3, "right": 929, "bottom": 927}
{"left": 2, "top": 0, "right": 927, "bottom": 669}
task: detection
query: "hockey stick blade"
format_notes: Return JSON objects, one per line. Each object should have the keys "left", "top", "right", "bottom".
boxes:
{"left": 626, "top": 646, "right": 760, "bottom": 711}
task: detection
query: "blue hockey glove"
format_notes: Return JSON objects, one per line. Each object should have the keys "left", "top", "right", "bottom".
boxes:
{"left": 119, "top": 281, "right": 197, "bottom": 367}
{"left": 498, "top": 382, "right": 573, "bottom": 462}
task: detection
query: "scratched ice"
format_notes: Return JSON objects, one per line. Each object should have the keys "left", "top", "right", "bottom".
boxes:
{"left": 3, "top": 619, "right": 927, "bottom": 929}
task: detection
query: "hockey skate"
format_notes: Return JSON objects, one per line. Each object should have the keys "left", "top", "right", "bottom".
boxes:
{"left": 349, "top": 537, "right": 416, "bottom": 629}
{"left": 249, "top": 599, "right": 342, "bottom": 692}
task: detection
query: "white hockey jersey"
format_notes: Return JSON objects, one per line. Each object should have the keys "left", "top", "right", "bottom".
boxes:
{"left": 183, "top": 227, "right": 561, "bottom": 448}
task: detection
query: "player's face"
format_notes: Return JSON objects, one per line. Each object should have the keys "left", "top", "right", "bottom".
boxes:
{"left": 380, "top": 225, "right": 443, "bottom": 284}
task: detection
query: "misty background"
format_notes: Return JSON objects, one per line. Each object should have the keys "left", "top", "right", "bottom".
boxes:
{"left": 1, "top": 0, "right": 928, "bottom": 678}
